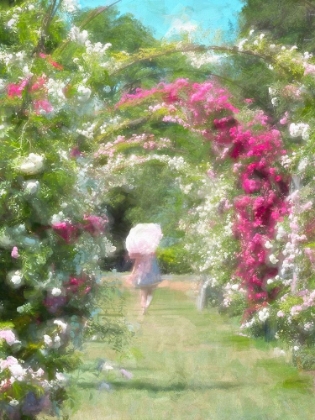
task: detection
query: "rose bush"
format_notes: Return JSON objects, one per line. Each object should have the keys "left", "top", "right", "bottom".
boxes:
{"left": 0, "top": 0, "right": 126, "bottom": 417}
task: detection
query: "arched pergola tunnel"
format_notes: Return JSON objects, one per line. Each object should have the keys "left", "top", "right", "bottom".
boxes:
{"left": 96, "top": 78, "right": 289, "bottom": 313}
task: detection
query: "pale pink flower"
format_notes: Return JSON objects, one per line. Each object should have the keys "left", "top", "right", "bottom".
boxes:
{"left": 290, "top": 305, "right": 303, "bottom": 316}
{"left": 304, "top": 63, "right": 315, "bottom": 75}
{"left": 9, "top": 363, "right": 27, "bottom": 380}
{"left": 279, "top": 112, "right": 289, "bottom": 125}
{"left": 38, "top": 368, "right": 45, "bottom": 377}
{"left": 11, "top": 246, "right": 19, "bottom": 259}
{"left": 206, "top": 169, "right": 216, "bottom": 178}
{"left": 0, "top": 330, "right": 17, "bottom": 345}
{"left": 34, "top": 99, "right": 54, "bottom": 114}
{"left": 301, "top": 201, "right": 312, "bottom": 212}
{"left": 0, "top": 356, "right": 19, "bottom": 370}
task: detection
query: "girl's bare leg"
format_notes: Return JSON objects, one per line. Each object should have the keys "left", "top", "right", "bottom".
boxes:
{"left": 140, "top": 289, "right": 148, "bottom": 314}
{"left": 146, "top": 287, "right": 154, "bottom": 309}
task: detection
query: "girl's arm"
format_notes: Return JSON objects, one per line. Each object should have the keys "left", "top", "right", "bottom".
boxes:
{"left": 126, "top": 257, "right": 140, "bottom": 284}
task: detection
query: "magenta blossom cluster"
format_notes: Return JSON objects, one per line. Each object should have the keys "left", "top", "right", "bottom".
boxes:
{"left": 51, "top": 214, "right": 107, "bottom": 243}
{"left": 43, "top": 275, "right": 93, "bottom": 314}
{"left": 7, "top": 72, "right": 55, "bottom": 115}
{"left": 117, "top": 79, "right": 289, "bottom": 310}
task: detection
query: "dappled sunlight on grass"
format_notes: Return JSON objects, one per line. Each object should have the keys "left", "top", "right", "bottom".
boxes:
{"left": 66, "top": 277, "right": 315, "bottom": 420}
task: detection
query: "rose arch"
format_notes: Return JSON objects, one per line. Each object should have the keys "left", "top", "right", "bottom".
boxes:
{"left": 100, "top": 78, "right": 290, "bottom": 310}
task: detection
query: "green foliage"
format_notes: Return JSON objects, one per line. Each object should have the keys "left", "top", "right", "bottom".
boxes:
{"left": 239, "top": 0, "right": 315, "bottom": 50}
{"left": 224, "top": 0, "right": 315, "bottom": 118}
{"left": 157, "top": 245, "right": 191, "bottom": 274}
{"left": 80, "top": 11, "right": 156, "bottom": 53}
{"left": 220, "top": 292, "right": 247, "bottom": 317}
{"left": 101, "top": 160, "right": 191, "bottom": 267}
{"left": 293, "top": 346, "right": 315, "bottom": 370}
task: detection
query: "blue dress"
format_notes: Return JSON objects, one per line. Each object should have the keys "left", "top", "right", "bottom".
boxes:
{"left": 134, "top": 256, "right": 162, "bottom": 289}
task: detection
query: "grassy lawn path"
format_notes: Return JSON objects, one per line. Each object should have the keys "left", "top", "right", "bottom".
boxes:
{"left": 71, "top": 278, "right": 315, "bottom": 420}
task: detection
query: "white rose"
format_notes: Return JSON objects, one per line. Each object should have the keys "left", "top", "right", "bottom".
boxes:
{"left": 9, "top": 399, "right": 19, "bottom": 406}
{"left": 0, "top": 79, "right": 6, "bottom": 91}
{"left": 77, "top": 85, "right": 91, "bottom": 101}
{"left": 23, "top": 180, "right": 39, "bottom": 194}
{"left": 264, "top": 241, "right": 273, "bottom": 249}
{"left": 19, "top": 153, "right": 44, "bottom": 175}
{"left": 9, "top": 363, "right": 27, "bottom": 380}
{"left": 54, "top": 335, "right": 61, "bottom": 348}
{"left": 22, "top": 65, "right": 33, "bottom": 78}
{"left": 55, "top": 372, "right": 67, "bottom": 382}
{"left": 258, "top": 308, "right": 270, "bottom": 322}
{"left": 6, "top": 19, "right": 16, "bottom": 28}
{"left": 51, "top": 212, "right": 65, "bottom": 224}
{"left": 54, "top": 320, "right": 67, "bottom": 332}
{"left": 43, "top": 334, "right": 52, "bottom": 347}
{"left": 8, "top": 270, "right": 22, "bottom": 286}
{"left": 289, "top": 123, "right": 310, "bottom": 140}
{"left": 51, "top": 288, "right": 62, "bottom": 297}
{"left": 269, "top": 254, "right": 278, "bottom": 264}
{"left": 35, "top": 368, "right": 45, "bottom": 377}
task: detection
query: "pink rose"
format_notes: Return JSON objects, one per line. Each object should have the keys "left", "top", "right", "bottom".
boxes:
{"left": 11, "top": 246, "right": 19, "bottom": 259}
{"left": 0, "top": 330, "right": 17, "bottom": 345}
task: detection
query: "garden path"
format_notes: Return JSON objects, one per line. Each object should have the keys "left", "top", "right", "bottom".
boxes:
{"left": 70, "top": 275, "right": 315, "bottom": 420}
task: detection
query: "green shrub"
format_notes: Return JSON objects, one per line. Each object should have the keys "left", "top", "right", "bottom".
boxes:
{"left": 293, "top": 346, "right": 315, "bottom": 370}
{"left": 157, "top": 245, "right": 192, "bottom": 274}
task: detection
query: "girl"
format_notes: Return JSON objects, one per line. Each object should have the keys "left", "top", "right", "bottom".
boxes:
{"left": 127, "top": 252, "right": 162, "bottom": 314}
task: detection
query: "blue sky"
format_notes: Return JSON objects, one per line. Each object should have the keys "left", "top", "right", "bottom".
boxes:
{"left": 79, "top": 0, "right": 243, "bottom": 39}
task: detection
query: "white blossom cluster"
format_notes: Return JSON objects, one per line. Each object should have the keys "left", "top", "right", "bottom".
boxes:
{"left": 257, "top": 307, "right": 270, "bottom": 322}
{"left": 61, "top": 0, "right": 79, "bottom": 13}
{"left": 241, "top": 306, "right": 270, "bottom": 331}
{"left": 0, "top": 50, "right": 26, "bottom": 68}
{"left": 85, "top": 41, "right": 112, "bottom": 55}
{"left": 184, "top": 51, "right": 221, "bottom": 68}
{"left": 3, "top": 2, "right": 36, "bottom": 35}
{"left": 289, "top": 122, "right": 310, "bottom": 140}
{"left": 222, "top": 281, "right": 246, "bottom": 307}
{"left": 179, "top": 174, "right": 236, "bottom": 277}
{"left": 46, "top": 78, "right": 66, "bottom": 105}
{"left": 76, "top": 122, "right": 97, "bottom": 139}
{"left": 77, "top": 84, "right": 92, "bottom": 101}
{"left": 17, "top": 153, "right": 44, "bottom": 175}
{"left": 68, "top": 26, "right": 89, "bottom": 45}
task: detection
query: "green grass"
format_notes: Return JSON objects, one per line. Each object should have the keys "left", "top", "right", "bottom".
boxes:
{"left": 55, "top": 282, "right": 315, "bottom": 420}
